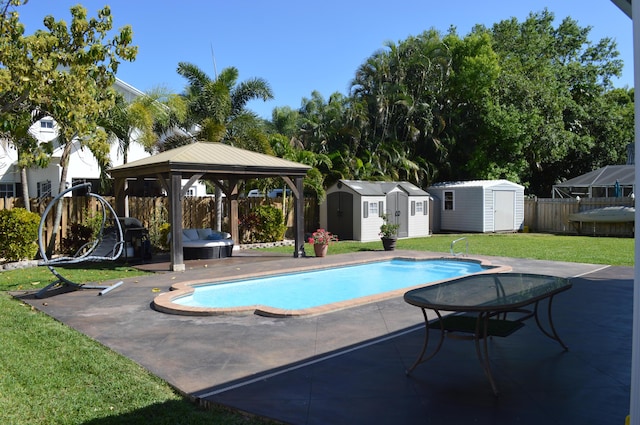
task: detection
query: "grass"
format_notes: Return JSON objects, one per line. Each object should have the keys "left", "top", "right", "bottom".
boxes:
{"left": 0, "top": 293, "right": 274, "bottom": 425}
{"left": 0, "top": 232, "right": 633, "bottom": 424}
{"left": 0, "top": 262, "right": 150, "bottom": 292}
{"left": 276, "top": 233, "right": 634, "bottom": 267}
{"left": 0, "top": 262, "right": 276, "bottom": 425}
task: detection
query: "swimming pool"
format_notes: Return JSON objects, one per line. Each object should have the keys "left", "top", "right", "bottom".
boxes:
{"left": 153, "top": 256, "right": 510, "bottom": 317}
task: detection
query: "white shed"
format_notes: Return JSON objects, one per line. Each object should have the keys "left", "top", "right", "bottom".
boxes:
{"left": 320, "top": 180, "right": 430, "bottom": 242}
{"left": 427, "top": 180, "right": 524, "bottom": 233}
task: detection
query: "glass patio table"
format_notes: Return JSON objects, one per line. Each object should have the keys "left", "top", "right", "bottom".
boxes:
{"left": 404, "top": 272, "right": 572, "bottom": 395}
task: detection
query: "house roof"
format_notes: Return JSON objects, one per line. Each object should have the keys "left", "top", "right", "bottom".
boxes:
{"left": 428, "top": 179, "right": 524, "bottom": 189}
{"left": 336, "top": 180, "right": 430, "bottom": 196}
{"left": 108, "top": 142, "right": 311, "bottom": 180}
{"left": 553, "top": 165, "right": 635, "bottom": 188}
{"left": 611, "top": 0, "right": 632, "bottom": 17}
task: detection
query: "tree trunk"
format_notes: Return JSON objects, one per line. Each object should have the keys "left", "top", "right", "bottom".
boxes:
{"left": 45, "top": 137, "right": 73, "bottom": 257}
{"left": 20, "top": 166, "right": 30, "bottom": 212}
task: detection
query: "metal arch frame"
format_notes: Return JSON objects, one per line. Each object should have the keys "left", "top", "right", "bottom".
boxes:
{"left": 36, "top": 183, "right": 124, "bottom": 298}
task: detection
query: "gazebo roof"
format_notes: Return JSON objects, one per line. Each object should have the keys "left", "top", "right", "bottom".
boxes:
{"left": 109, "top": 142, "right": 311, "bottom": 270}
{"left": 108, "top": 142, "right": 310, "bottom": 179}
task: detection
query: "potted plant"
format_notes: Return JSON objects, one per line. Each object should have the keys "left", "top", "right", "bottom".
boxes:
{"left": 379, "top": 214, "right": 400, "bottom": 251}
{"left": 307, "top": 228, "right": 338, "bottom": 257}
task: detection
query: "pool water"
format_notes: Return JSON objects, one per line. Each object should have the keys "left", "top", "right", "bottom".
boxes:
{"left": 174, "top": 259, "right": 489, "bottom": 311}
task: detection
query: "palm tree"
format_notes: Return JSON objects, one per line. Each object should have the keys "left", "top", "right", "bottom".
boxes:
{"left": 176, "top": 62, "right": 274, "bottom": 230}
{"left": 176, "top": 62, "right": 273, "bottom": 149}
{"left": 350, "top": 30, "right": 453, "bottom": 186}
{"left": 100, "top": 92, "right": 161, "bottom": 165}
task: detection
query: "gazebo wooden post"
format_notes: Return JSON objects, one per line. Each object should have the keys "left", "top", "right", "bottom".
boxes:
{"left": 228, "top": 178, "right": 240, "bottom": 244}
{"left": 293, "top": 176, "right": 306, "bottom": 257}
{"left": 169, "top": 172, "right": 185, "bottom": 271}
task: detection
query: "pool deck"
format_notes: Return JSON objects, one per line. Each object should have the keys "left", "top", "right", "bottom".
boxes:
{"left": 16, "top": 250, "right": 633, "bottom": 425}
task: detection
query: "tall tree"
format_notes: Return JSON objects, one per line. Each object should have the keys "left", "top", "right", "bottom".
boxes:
{"left": 100, "top": 87, "right": 185, "bottom": 167}
{"left": 0, "top": 109, "right": 51, "bottom": 210}
{"left": 478, "top": 10, "right": 624, "bottom": 194}
{"left": 438, "top": 30, "right": 501, "bottom": 182}
{"left": 1, "top": 2, "right": 137, "bottom": 253}
{"left": 350, "top": 29, "right": 451, "bottom": 186}
{"left": 176, "top": 62, "right": 274, "bottom": 230}
{"left": 176, "top": 62, "right": 273, "bottom": 150}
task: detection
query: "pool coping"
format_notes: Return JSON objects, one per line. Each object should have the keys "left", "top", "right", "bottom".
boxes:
{"left": 152, "top": 255, "right": 512, "bottom": 317}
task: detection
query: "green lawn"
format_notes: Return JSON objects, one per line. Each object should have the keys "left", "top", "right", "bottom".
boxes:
{"left": 268, "top": 233, "right": 634, "bottom": 267}
{"left": 0, "top": 233, "right": 633, "bottom": 424}
{"left": 0, "top": 263, "right": 275, "bottom": 425}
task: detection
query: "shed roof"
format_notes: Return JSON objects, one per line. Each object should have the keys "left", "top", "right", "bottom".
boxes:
{"left": 108, "top": 142, "right": 311, "bottom": 179}
{"left": 553, "top": 165, "right": 634, "bottom": 187}
{"left": 428, "top": 179, "right": 524, "bottom": 189}
{"left": 336, "top": 180, "right": 429, "bottom": 196}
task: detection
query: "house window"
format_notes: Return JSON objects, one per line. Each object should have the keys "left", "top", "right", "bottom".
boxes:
{"left": 0, "top": 183, "right": 15, "bottom": 198}
{"left": 37, "top": 180, "right": 51, "bottom": 198}
{"left": 40, "top": 119, "right": 54, "bottom": 130}
{"left": 444, "top": 191, "right": 454, "bottom": 210}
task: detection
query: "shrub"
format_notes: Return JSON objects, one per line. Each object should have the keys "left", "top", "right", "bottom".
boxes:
{"left": 147, "top": 204, "right": 169, "bottom": 251}
{"left": 240, "top": 205, "right": 286, "bottom": 243}
{"left": 61, "top": 209, "right": 103, "bottom": 256}
{"left": 61, "top": 223, "right": 94, "bottom": 255}
{"left": 0, "top": 208, "right": 40, "bottom": 262}
{"left": 156, "top": 223, "right": 171, "bottom": 251}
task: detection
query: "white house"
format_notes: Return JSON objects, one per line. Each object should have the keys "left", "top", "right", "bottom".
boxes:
{"left": 320, "top": 180, "right": 430, "bottom": 242}
{"left": 428, "top": 179, "right": 524, "bottom": 233}
{"left": 0, "top": 78, "right": 209, "bottom": 199}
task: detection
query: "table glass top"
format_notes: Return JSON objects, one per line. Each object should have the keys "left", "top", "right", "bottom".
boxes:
{"left": 404, "top": 273, "right": 571, "bottom": 311}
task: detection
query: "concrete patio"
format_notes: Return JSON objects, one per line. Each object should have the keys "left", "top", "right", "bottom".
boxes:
{"left": 17, "top": 250, "right": 632, "bottom": 425}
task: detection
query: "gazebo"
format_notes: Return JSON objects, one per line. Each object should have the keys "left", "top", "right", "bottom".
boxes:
{"left": 108, "top": 142, "right": 311, "bottom": 271}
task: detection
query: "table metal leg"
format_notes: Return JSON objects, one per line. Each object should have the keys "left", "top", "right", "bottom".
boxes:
{"left": 534, "top": 296, "right": 569, "bottom": 350}
{"left": 406, "top": 308, "right": 446, "bottom": 375}
{"left": 474, "top": 312, "right": 500, "bottom": 396}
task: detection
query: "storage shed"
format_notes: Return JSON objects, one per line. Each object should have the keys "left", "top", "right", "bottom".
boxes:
{"left": 320, "top": 180, "right": 430, "bottom": 242}
{"left": 428, "top": 180, "right": 524, "bottom": 233}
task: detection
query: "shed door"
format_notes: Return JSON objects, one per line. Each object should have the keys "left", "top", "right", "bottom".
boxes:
{"left": 386, "top": 192, "right": 408, "bottom": 238}
{"left": 327, "top": 192, "right": 353, "bottom": 240}
{"left": 493, "top": 191, "right": 515, "bottom": 231}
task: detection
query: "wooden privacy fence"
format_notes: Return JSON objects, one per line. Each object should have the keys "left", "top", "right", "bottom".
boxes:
{"left": 1, "top": 195, "right": 632, "bottom": 246}
{"left": 0, "top": 196, "right": 319, "bottom": 249}
{"left": 524, "top": 197, "right": 635, "bottom": 237}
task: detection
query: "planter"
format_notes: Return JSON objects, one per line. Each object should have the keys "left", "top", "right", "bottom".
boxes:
{"left": 314, "top": 243, "right": 328, "bottom": 257}
{"left": 381, "top": 237, "right": 397, "bottom": 251}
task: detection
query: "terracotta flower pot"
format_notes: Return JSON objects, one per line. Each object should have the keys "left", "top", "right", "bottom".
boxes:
{"left": 314, "top": 243, "right": 328, "bottom": 257}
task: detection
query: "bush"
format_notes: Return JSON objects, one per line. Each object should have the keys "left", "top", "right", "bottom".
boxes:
{"left": 0, "top": 208, "right": 40, "bottom": 262}
{"left": 148, "top": 205, "right": 169, "bottom": 251}
{"left": 60, "top": 209, "right": 103, "bottom": 256}
{"left": 61, "top": 223, "right": 94, "bottom": 255}
{"left": 240, "top": 205, "right": 286, "bottom": 243}
{"left": 156, "top": 223, "right": 171, "bottom": 251}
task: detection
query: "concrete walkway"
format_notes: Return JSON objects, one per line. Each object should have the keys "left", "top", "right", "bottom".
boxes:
{"left": 16, "top": 251, "right": 632, "bottom": 425}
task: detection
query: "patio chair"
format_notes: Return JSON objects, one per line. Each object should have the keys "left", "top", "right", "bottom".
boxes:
{"left": 36, "top": 183, "right": 125, "bottom": 298}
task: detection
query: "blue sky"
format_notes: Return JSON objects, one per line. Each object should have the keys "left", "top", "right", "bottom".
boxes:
{"left": 17, "top": 1, "right": 634, "bottom": 119}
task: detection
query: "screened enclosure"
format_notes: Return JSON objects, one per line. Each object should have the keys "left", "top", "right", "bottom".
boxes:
{"left": 552, "top": 165, "right": 635, "bottom": 198}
